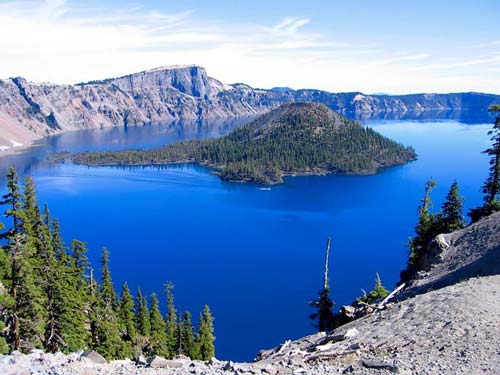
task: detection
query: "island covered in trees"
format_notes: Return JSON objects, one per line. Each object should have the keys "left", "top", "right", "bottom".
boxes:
{"left": 60, "top": 103, "right": 417, "bottom": 184}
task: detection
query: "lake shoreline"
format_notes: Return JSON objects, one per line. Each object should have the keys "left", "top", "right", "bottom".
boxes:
{"left": 57, "top": 154, "right": 418, "bottom": 185}
{"left": 0, "top": 117, "right": 488, "bottom": 361}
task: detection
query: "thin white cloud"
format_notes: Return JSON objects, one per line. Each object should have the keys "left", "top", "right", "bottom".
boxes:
{"left": 0, "top": 0, "right": 498, "bottom": 93}
{"left": 411, "top": 54, "right": 500, "bottom": 72}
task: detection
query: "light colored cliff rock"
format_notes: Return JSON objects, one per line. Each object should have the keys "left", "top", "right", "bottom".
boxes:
{"left": 1, "top": 65, "right": 499, "bottom": 152}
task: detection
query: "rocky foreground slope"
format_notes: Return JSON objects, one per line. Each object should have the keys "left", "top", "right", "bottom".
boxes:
{"left": 1, "top": 212, "right": 499, "bottom": 374}
{"left": 1, "top": 65, "right": 499, "bottom": 151}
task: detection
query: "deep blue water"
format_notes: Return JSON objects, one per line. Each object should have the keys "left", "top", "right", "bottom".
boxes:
{"left": 0, "top": 117, "right": 492, "bottom": 361}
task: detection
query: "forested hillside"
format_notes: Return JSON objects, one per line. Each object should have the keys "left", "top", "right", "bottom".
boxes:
{"left": 0, "top": 168, "right": 215, "bottom": 359}
{"left": 66, "top": 103, "right": 417, "bottom": 184}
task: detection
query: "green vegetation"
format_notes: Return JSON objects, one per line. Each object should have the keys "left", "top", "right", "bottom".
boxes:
{"left": 356, "top": 273, "right": 390, "bottom": 304}
{"left": 401, "top": 104, "right": 499, "bottom": 282}
{"left": 400, "top": 178, "right": 466, "bottom": 282}
{"left": 0, "top": 167, "right": 215, "bottom": 358}
{"left": 469, "top": 105, "right": 500, "bottom": 222}
{"left": 309, "top": 238, "right": 336, "bottom": 332}
{"left": 62, "top": 103, "right": 416, "bottom": 184}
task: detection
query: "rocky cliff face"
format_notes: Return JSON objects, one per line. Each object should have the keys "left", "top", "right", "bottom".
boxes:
{"left": 1, "top": 65, "right": 499, "bottom": 151}
{"left": 1, "top": 212, "right": 499, "bottom": 374}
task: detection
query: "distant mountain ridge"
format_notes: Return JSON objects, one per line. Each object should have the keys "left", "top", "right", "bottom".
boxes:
{"left": 0, "top": 65, "right": 499, "bottom": 149}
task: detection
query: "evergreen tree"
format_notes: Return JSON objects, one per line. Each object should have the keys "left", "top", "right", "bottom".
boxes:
{"left": 470, "top": 105, "right": 500, "bottom": 221}
{"left": 22, "top": 176, "right": 42, "bottom": 239}
{"left": 100, "top": 247, "right": 116, "bottom": 309}
{"left": 441, "top": 181, "right": 465, "bottom": 232}
{"left": 408, "top": 178, "right": 437, "bottom": 265}
{"left": 39, "top": 219, "right": 64, "bottom": 353}
{"left": 50, "top": 219, "right": 64, "bottom": 260}
{"left": 0, "top": 168, "right": 23, "bottom": 349}
{"left": 356, "top": 273, "right": 390, "bottom": 304}
{"left": 0, "top": 222, "right": 14, "bottom": 354}
{"left": 309, "top": 238, "right": 335, "bottom": 332}
{"left": 148, "top": 293, "right": 168, "bottom": 357}
{"left": 57, "top": 238, "right": 89, "bottom": 352}
{"left": 90, "top": 247, "right": 121, "bottom": 359}
{"left": 179, "top": 311, "right": 197, "bottom": 359}
{"left": 165, "top": 282, "right": 178, "bottom": 356}
{"left": 135, "top": 288, "right": 150, "bottom": 337}
{"left": 118, "top": 282, "right": 136, "bottom": 357}
{"left": 70, "top": 240, "right": 90, "bottom": 279}
{"left": 1, "top": 167, "right": 23, "bottom": 239}
{"left": 0, "top": 168, "right": 216, "bottom": 358}
{"left": 196, "top": 305, "right": 215, "bottom": 360}
{"left": 0, "top": 170, "right": 46, "bottom": 351}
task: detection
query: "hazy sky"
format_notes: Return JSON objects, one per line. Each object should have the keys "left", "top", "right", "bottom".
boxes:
{"left": 1, "top": 0, "right": 499, "bottom": 94}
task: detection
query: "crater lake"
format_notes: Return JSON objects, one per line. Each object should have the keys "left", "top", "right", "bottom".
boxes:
{"left": 0, "top": 115, "right": 491, "bottom": 361}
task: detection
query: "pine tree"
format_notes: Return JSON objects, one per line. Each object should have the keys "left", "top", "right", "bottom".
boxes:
{"left": 196, "top": 305, "right": 215, "bottom": 360}
{"left": 309, "top": 238, "right": 335, "bottom": 332}
{"left": 0, "top": 170, "right": 46, "bottom": 351}
{"left": 0, "top": 222, "right": 14, "bottom": 354}
{"left": 165, "top": 282, "right": 178, "bottom": 357}
{"left": 22, "top": 176, "right": 42, "bottom": 239}
{"left": 70, "top": 240, "right": 90, "bottom": 278}
{"left": 57, "top": 238, "right": 89, "bottom": 352}
{"left": 408, "top": 178, "right": 437, "bottom": 265}
{"left": 149, "top": 293, "right": 168, "bottom": 357}
{"left": 135, "top": 288, "right": 150, "bottom": 337}
{"left": 0, "top": 168, "right": 215, "bottom": 358}
{"left": 470, "top": 105, "right": 500, "bottom": 221}
{"left": 51, "top": 219, "right": 64, "bottom": 260}
{"left": 357, "top": 273, "right": 390, "bottom": 304}
{"left": 441, "top": 181, "right": 465, "bottom": 232}
{"left": 39, "top": 219, "right": 64, "bottom": 352}
{"left": 100, "top": 247, "right": 116, "bottom": 309}
{"left": 90, "top": 247, "right": 121, "bottom": 359}
{"left": 0, "top": 168, "right": 23, "bottom": 349}
{"left": 118, "top": 282, "right": 136, "bottom": 357}
{"left": 1, "top": 167, "right": 23, "bottom": 239}
{"left": 179, "top": 311, "right": 197, "bottom": 359}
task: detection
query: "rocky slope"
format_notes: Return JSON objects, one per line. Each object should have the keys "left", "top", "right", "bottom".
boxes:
{"left": 1, "top": 212, "right": 499, "bottom": 374}
{"left": 1, "top": 65, "right": 499, "bottom": 151}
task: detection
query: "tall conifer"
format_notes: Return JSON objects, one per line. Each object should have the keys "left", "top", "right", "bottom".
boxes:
{"left": 165, "top": 282, "right": 178, "bottom": 356}
{"left": 135, "top": 288, "right": 150, "bottom": 337}
{"left": 470, "top": 105, "right": 500, "bottom": 221}
{"left": 149, "top": 293, "right": 168, "bottom": 357}
{"left": 118, "top": 282, "right": 136, "bottom": 357}
{"left": 441, "top": 181, "right": 465, "bottom": 232}
{"left": 196, "top": 305, "right": 215, "bottom": 360}
{"left": 179, "top": 311, "right": 197, "bottom": 359}
{"left": 90, "top": 248, "right": 121, "bottom": 359}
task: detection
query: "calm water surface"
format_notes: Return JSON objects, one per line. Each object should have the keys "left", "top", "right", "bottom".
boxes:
{"left": 0, "top": 117, "right": 491, "bottom": 360}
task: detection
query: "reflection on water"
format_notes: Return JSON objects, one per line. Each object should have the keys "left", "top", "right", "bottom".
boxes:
{"left": 0, "top": 117, "right": 252, "bottom": 180}
{"left": 351, "top": 109, "right": 495, "bottom": 124}
{"left": 0, "top": 113, "right": 493, "bottom": 361}
{"left": 0, "top": 110, "right": 493, "bottom": 179}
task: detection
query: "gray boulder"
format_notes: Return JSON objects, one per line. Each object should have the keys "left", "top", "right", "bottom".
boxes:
{"left": 147, "top": 355, "right": 183, "bottom": 368}
{"left": 81, "top": 350, "right": 106, "bottom": 364}
{"left": 135, "top": 354, "right": 148, "bottom": 366}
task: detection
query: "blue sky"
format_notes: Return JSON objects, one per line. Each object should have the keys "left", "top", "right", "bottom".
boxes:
{"left": 0, "top": 0, "right": 499, "bottom": 93}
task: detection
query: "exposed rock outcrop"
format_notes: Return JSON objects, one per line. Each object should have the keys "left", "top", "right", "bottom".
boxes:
{"left": 404, "top": 210, "right": 500, "bottom": 294}
{"left": 1, "top": 65, "right": 499, "bottom": 152}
